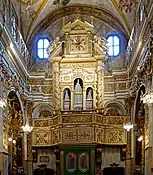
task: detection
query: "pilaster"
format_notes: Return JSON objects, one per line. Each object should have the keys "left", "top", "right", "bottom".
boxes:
{"left": 144, "top": 104, "right": 153, "bottom": 175}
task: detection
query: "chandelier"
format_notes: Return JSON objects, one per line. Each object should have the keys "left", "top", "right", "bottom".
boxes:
{"left": 0, "top": 97, "right": 6, "bottom": 108}
{"left": 21, "top": 123, "right": 33, "bottom": 133}
{"left": 138, "top": 135, "right": 143, "bottom": 142}
{"left": 140, "top": 93, "right": 153, "bottom": 104}
{"left": 123, "top": 122, "right": 133, "bottom": 131}
{"left": 119, "top": 0, "right": 139, "bottom": 13}
{"left": 21, "top": 101, "right": 33, "bottom": 133}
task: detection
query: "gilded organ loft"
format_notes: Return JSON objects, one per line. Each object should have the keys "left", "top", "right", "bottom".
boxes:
{"left": 0, "top": 0, "right": 153, "bottom": 175}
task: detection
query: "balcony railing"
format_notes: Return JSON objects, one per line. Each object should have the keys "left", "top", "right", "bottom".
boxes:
{"left": 31, "top": 114, "right": 129, "bottom": 146}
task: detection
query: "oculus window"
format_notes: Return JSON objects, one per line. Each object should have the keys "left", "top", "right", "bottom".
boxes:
{"left": 107, "top": 34, "right": 120, "bottom": 57}
{"left": 36, "top": 38, "right": 50, "bottom": 59}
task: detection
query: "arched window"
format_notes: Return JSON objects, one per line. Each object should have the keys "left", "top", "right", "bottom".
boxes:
{"left": 36, "top": 38, "right": 50, "bottom": 59}
{"left": 74, "top": 78, "right": 83, "bottom": 110}
{"left": 107, "top": 34, "right": 120, "bottom": 57}
{"left": 63, "top": 88, "right": 71, "bottom": 110}
{"left": 86, "top": 87, "right": 93, "bottom": 109}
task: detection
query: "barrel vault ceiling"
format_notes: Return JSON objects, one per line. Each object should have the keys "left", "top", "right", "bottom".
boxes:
{"left": 13, "top": 0, "right": 136, "bottom": 43}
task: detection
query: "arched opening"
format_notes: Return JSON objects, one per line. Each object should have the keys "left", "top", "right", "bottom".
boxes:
{"left": 73, "top": 78, "right": 83, "bottom": 110}
{"left": 7, "top": 91, "right": 24, "bottom": 174}
{"left": 63, "top": 88, "right": 71, "bottom": 110}
{"left": 86, "top": 87, "right": 93, "bottom": 110}
{"left": 135, "top": 85, "right": 145, "bottom": 171}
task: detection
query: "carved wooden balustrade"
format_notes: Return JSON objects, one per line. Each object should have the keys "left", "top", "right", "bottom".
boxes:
{"left": 32, "top": 113, "right": 129, "bottom": 146}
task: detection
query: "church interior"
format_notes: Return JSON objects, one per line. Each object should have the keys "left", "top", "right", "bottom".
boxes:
{"left": 0, "top": 0, "right": 153, "bottom": 175}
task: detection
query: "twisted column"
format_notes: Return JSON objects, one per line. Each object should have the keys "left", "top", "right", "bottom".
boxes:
{"left": 96, "top": 60, "right": 104, "bottom": 113}
{"left": 53, "top": 62, "right": 60, "bottom": 112}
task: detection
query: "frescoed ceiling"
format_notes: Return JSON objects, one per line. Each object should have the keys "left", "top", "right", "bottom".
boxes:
{"left": 13, "top": 0, "right": 137, "bottom": 44}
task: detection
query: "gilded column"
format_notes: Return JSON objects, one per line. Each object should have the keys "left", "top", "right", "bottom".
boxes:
{"left": 96, "top": 59, "right": 104, "bottom": 113}
{"left": 144, "top": 103, "right": 153, "bottom": 175}
{"left": 52, "top": 62, "right": 60, "bottom": 113}
{"left": 27, "top": 100, "right": 34, "bottom": 175}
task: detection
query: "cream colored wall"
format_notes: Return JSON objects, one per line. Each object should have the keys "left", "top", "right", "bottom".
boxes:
{"left": 101, "top": 147, "right": 125, "bottom": 170}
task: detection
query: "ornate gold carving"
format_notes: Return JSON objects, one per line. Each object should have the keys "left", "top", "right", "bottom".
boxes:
{"left": 95, "top": 128, "right": 104, "bottom": 143}
{"left": 32, "top": 131, "right": 50, "bottom": 145}
{"left": 52, "top": 62, "right": 60, "bottom": 111}
{"left": 34, "top": 120, "right": 49, "bottom": 127}
{"left": 53, "top": 117, "right": 58, "bottom": 125}
{"left": 62, "top": 127, "right": 92, "bottom": 143}
{"left": 145, "top": 118, "right": 149, "bottom": 148}
{"left": 62, "top": 115, "right": 92, "bottom": 123}
{"left": 52, "top": 129, "right": 59, "bottom": 144}
{"left": 105, "top": 129, "right": 125, "bottom": 144}
{"left": 96, "top": 116, "right": 126, "bottom": 125}
{"left": 96, "top": 61, "right": 104, "bottom": 112}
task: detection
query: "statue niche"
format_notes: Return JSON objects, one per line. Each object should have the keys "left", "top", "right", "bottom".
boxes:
{"left": 63, "top": 88, "right": 71, "bottom": 110}
{"left": 86, "top": 87, "right": 93, "bottom": 109}
{"left": 73, "top": 78, "right": 83, "bottom": 110}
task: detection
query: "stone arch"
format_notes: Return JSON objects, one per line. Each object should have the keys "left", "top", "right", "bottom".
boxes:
{"left": 104, "top": 101, "right": 126, "bottom": 116}
{"left": 32, "top": 103, "right": 52, "bottom": 118}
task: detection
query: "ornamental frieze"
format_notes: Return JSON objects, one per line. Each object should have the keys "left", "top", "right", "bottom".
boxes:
{"left": 34, "top": 120, "right": 49, "bottom": 127}
{"left": 62, "top": 115, "right": 92, "bottom": 123}
{"left": 60, "top": 63, "right": 96, "bottom": 69}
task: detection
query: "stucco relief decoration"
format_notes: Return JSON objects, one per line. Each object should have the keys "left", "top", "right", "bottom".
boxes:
{"left": 42, "top": 86, "right": 52, "bottom": 94}
{"left": 104, "top": 83, "right": 115, "bottom": 92}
